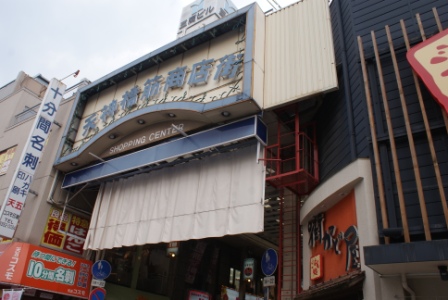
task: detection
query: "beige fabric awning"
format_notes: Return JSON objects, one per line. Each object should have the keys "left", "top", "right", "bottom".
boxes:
{"left": 84, "top": 144, "right": 265, "bottom": 250}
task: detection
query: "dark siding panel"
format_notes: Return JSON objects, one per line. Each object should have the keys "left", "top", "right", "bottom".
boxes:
{"left": 326, "top": 0, "right": 448, "bottom": 241}
{"left": 316, "top": 62, "right": 352, "bottom": 180}
{"left": 314, "top": 0, "right": 357, "bottom": 182}
{"left": 330, "top": 1, "right": 342, "bottom": 65}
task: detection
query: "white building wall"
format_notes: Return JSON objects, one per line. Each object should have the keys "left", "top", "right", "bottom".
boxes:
{"left": 264, "top": 0, "right": 338, "bottom": 109}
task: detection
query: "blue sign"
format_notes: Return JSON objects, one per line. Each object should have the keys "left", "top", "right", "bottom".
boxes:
{"left": 261, "top": 248, "right": 278, "bottom": 276}
{"left": 91, "top": 260, "right": 112, "bottom": 280}
{"left": 89, "top": 287, "right": 106, "bottom": 300}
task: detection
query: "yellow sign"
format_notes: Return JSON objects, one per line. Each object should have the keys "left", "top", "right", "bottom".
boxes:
{"left": 41, "top": 207, "right": 89, "bottom": 255}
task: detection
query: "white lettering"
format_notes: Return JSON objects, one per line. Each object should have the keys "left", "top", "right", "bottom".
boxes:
{"left": 109, "top": 136, "right": 147, "bottom": 154}
{"left": 108, "top": 124, "right": 185, "bottom": 154}
{"left": 147, "top": 123, "right": 184, "bottom": 142}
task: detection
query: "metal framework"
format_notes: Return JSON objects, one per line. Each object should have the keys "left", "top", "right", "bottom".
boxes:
{"left": 264, "top": 105, "right": 319, "bottom": 299}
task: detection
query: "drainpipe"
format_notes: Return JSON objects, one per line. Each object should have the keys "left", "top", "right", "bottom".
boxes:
{"left": 335, "top": 0, "right": 357, "bottom": 160}
{"left": 47, "top": 170, "right": 60, "bottom": 204}
{"left": 401, "top": 273, "right": 416, "bottom": 300}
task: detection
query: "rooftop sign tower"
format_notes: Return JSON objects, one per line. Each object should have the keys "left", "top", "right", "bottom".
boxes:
{"left": 177, "top": 0, "right": 237, "bottom": 38}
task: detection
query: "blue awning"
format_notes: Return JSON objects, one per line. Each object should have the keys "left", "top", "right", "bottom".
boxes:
{"left": 62, "top": 116, "right": 266, "bottom": 188}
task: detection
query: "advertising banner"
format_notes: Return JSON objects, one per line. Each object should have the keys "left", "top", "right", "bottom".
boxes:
{"left": 243, "top": 258, "right": 255, "bottom": 280}
{"left": 1, "top": 289, "right": 23, "bottom": 300}
{"left": 0, "top": 242, "right": 92, "bottom": 299}
{"left": 41, "top": 207, "right": 89, "bottom": 255}
{"left": 407, "top": 28, "right": 448, "bottom": 114}
{"left": 307, "top": 191, "right": 359, "bottom": 282}
{"left": 188, "top": 290, "right": 211, "bottom": 300}
{"left": 0, "top": 79, "right": 66, "bottom": 238}
{"left": 221, "top": 287, "right": 262, "bottom": 300}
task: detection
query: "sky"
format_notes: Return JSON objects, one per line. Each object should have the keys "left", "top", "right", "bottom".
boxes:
{"left": 0, "top": 0, "right": 297, "bottom": 90}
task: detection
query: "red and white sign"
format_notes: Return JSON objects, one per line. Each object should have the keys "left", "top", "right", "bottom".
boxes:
{"left": 243, "top": 258, "right": 255, "bottom": 280}
{"left": 2, "top": 289, "right": 23, "bottom": 300}
{"left": 310, "top": 254, "right": 323, "bottom": 280}
{"left": 89, "top": 287, "right": 106, "bottom": 300}
{"left": 188, "top": 290, "right": 211, "bottom": 300}
{"left": 221, "top": 287, "right": 263, "bottom": 300}
{"left": 407, "top": 28, "right": 448, "bottom": 114}
{"left": 0, "top": 242, "right": 92, "bottom": 299}
{"left": 41, "top": 207, "right": 89, "bottom": 255}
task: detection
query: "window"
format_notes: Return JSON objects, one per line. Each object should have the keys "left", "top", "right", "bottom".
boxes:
{"left": 104, "top": 244, "right": 171, "bottom": 295}
{"left": 229, "top": 268, "right": 241, "bottom": 290}
{"left": 0, "top": 146, "right": 16, "bottom": 176}
{"left": 136, "top": 244, "right": 171, "bottom": 295}
{"left": 105, "top": 246, "right": 136, "bottom": 287}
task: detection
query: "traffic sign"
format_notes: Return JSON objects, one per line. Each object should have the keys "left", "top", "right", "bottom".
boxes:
{"left": 91, "top": 278, "right": 106, "bottom": 287}
{"left": 263, "top": 276, "right": 276, "bottom": 287}
{"left": 91, "top": 260, "right": 112, "bottom": 280}
{"left": 261, "top": 248, "right": 278, "bottom": 276}
{"left": 89, "top": 287, "right": 106, "bottom": 300}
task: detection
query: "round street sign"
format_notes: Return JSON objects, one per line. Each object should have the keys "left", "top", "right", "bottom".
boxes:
{"left": 91, "top": 260, "right": 112, "bottom": 280}
{"left": 89, "top": 287, "right": 106, "bottom": 300}
{"left": 261, "top": 248, "right": 278, "bottom": 276}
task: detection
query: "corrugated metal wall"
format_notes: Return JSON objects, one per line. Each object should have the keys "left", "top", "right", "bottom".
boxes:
{"left": 264, "top": 0, "right": 338, "bottom": 109}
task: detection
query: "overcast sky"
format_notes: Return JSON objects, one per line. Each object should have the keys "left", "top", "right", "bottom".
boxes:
{"left": 0, "top": 0, "right": 297, "bottom": 89}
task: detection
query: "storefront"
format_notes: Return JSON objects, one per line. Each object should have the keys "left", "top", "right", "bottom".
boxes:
{"left": 47, "top": 0, "right": 338, "bottom": 298}
{"left": 0, "top": 0, "right": 339, "bottom": 298}
{"left": 299, "top": 159, "right": 378, "bottom": 299}
{"left": 300, "top": 192, "right": 364, "bottom": 300}
{"left": 52, "top": 1, "right": 270, "bottom": 299}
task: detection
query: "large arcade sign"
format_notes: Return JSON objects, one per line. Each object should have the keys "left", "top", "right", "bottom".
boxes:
{"left": 71, "top": 45, "right": 245, "bottom": 155}
{"left": 55, "top": 0, "right": 337, "bottom": 172}
{"left": 307, "top": 191, "right": 360, "bottom": 282}
{"left": 407, "top": 28, "right": 448, "bottom": 114}
{"left": 0, "top": 242, "right": 92, "bottom": 299}
{"left": 55, "top": 4, "right": 264, "bottom": 171}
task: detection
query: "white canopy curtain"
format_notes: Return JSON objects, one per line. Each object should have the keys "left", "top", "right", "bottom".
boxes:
{"left": 84, "top": 144, "right": 265, "bottom": 250}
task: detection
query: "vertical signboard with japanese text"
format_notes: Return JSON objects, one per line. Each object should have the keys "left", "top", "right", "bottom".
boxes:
{"left": 0, "top": 79, "right": 66, "bottom": 238}
{"left": 41, "top": 207, "right": 89, "bottom": 255}
{"left": 307, "top": 191, "right": 360, "bottom": 283}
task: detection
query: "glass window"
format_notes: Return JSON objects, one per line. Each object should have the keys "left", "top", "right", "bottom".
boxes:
{"left": 105, "top": 246, "right": 136, "bottom": 287}
{"left": 136, "top": 244, "right": 171, "bottom": 295}
{"left": 234, "top": 269, "right": 241, "bottom": 290}
{"left": 228, "top": 268, "right": 241, "bottom": 291}
{"left": 0, "top": 146, "right": 16, "bottom": 176}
